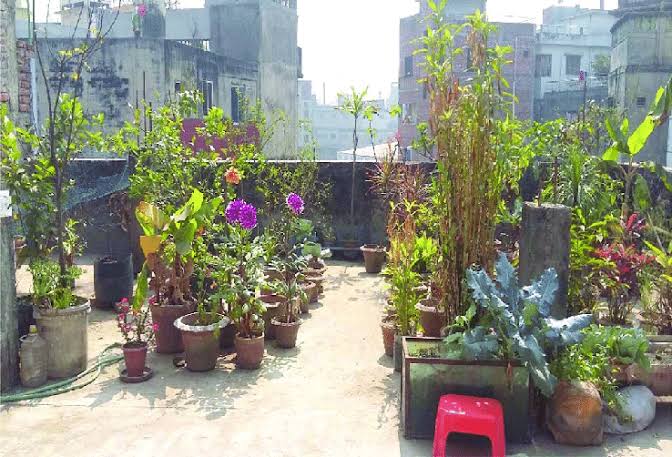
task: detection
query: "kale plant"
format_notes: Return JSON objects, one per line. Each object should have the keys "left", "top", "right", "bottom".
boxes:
{"left": 454, "top": 253, "right": 593, "bottom": 396}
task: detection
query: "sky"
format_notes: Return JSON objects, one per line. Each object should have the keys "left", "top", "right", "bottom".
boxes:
{"left": 34, "top": 0, "right": 619, "bottom": 104}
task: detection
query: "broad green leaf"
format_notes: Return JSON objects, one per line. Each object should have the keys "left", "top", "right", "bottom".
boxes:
{"left": 628, "top": 116, "right": 656, "bottom": 156}
{"left": 174, "top": 219, "right": 198, "bottom": 255}
{"left": 135, "top": 201, "right": 168, "bottom": 236}
{"left": 633, "top": 174, "right": 652, "bottom": 212}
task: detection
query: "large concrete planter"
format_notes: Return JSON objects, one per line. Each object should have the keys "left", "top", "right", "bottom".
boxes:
{"left": 34, "top": 301, "right": 91, "bottom": 379}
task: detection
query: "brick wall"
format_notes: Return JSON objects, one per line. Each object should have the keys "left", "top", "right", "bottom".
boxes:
{"left": 0, "top": 0, "right": 18, "bottom": 112}
{"left": 16, "top": 40, "right": 31, "bottom": 113}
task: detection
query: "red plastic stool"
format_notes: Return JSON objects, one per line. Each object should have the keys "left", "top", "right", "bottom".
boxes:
{"left": 432, "top": 394, "right": 506, "bottom": 457}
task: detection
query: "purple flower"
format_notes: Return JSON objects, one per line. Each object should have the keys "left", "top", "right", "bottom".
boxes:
{"left": 225, "top": 199, "right": 245, "bottom": 224}
{"left": 286, "top": 193, "right": 305, "bottom": 215}
{"left": 238, "top": 203, "right": 258, "bottom": 230}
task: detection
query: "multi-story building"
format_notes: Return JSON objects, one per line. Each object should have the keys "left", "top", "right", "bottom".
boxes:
{"left": 297, "top": 80, "right": 398, "bottom": 160}
{"left": 534, "top": 4, "right": 615, "bottom": 121}
{"left": 398, "top": 0, "right": 535, "bottom": 159}
{"left": 610, "top": 0, "right": 672, "bottom": 166}
{"left": 16, "top": 0, "right": 301, "bottom": 158}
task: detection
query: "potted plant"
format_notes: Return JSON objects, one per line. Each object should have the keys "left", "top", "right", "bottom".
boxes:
{"left": 269, "top": 193, "right": 312, "bottom": 349}
{"left": 302, "top": 241, "right": 329, "bottom": 277}
{"left": 211, "top": 199, "right": 267, "bottom": 369}
{"left": 360, "top": 244, "right": 386, "bottom": 274}
{"left": 135, "top": 189, "right": 222, "bottom": 354}
{"left": 117, "top": 267, "right": 156, "bottom": 382}
{"left": 402, "top": 254, "right": 593, "bottom": 442}
{"left": 174, "top": 303, "right": 229, "bottom": 372}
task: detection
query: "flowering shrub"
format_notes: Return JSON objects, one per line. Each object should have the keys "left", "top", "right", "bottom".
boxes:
{"left": 286, "top": 192, "right": 305, "bottom": 215}
{"left": 117, "top": 298, "right": 157, "bottom": 346}
{"left": 225, "top": 199, "right": 257, "bottom": 230}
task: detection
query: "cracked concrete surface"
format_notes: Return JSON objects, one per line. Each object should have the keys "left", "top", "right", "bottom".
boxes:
{"left": 2, "top": 260, "right": 670, "bottom": 457}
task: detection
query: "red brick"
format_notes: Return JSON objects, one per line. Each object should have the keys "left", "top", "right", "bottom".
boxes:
{"left": 19, "top": 88, "right": 29, "bottom": 96}
{"left": 20, "top": 80, "right": 30, "bottom": 89}
{"left": 0, "top": 92, "right": 9, "bottom": 103}
{"left": 19, "top": 103, "right": 30, "bottom": 113}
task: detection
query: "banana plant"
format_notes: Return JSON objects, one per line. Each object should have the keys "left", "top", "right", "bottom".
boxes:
{"left": 448, "top": 253, "right": 593, "bottom": 396}
{"left": 603, "top": 75, "right": 672, "bottom": 218}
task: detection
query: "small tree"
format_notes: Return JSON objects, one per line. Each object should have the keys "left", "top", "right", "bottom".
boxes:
{"left": 338, "top": 87, "right": 368, "bottom": 238}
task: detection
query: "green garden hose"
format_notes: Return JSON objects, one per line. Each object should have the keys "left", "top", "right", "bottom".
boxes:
{"left": 0, "top": 343, "right": 123, "bottom": 404}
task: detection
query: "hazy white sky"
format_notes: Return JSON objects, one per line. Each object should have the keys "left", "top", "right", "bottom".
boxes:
{"left": 34, "top": 0, "right": 619, "bottom": 104}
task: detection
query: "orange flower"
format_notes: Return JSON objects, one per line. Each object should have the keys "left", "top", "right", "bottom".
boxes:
{"left": 225, "top": 167, "right": 241, "bottom": 185}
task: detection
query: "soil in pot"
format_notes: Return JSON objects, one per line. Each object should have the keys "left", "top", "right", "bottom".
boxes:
{"left": 174, "top": 313, "right": 230, "bottom": 372}
{"left": 150, "top": 302, "right": 194, "bottom": 354}
{"left": 271, "top": 316, "right": 301, "bottom": 349}
{"left": 94, "top": 255, "right": 134, "bottom": 309}
{"left": 235, "top": 333, "right": 265, "bottom": 369}
{"left": 416, "top": 298, "right": 447, "bottom": 338}
{"left": 381, "top": 318, "right": 397, "bottom": 357}
{"left": 123, "top": 342, "right": 148, "bottom": 378}
{"left": 361, "top": 244, "right": 386, "bottom": 274}
{"left": 34, "top": 299, "right": 90, "bottom": 379}
{"left": 260, "top": 294, "right": 287, "bottom": 340}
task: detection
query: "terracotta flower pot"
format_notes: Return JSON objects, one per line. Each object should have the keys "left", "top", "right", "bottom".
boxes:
{"left": 381, "top": 319, "right": 396, "bottom": 357}
{"left": 416, "top": 298, "right": 446, "bottom": 337}
{"left": 361, "top": 244, "right": 386, "bottom": 273}
{"left": 174, "top": 313, "right": 230, "bottom": 372}
{"left": 150, "top": 302, "right": 194, "bottom": 354}
{"left": 139, "top": 235, "right": 162, "bottom": 257}
{"left": 123, "top": 342, "right": 148, "bottom": 377}
{"left": 309, "top": 275, "right": 325, "bottom": 294}
{"left": 302, "top": 281, "right": 319, "bottom": 305}
{"left": 271, "top": 316, "right": 301, "bottom": 349}
{"left": 260, "top": 294, "right": 287, "bottom": 340}
{"left": 235, "top": 333, "right": 265, "bottom": 369}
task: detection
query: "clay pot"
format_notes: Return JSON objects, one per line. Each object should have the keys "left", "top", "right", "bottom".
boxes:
{"left": 150, "top": 302, "right": 193, "bottom": 354}
{"left": 302, "top": 281, "right": 319, "bottom": 305}
{"left": 416, "top": 298, "right": 446, "bottom": 337}
{"left": 260, "top": 294, "right": 287, "bottom": 340}
{"left": 235, "top": 333, "right": 265, "bottom": 369}
{"left": 381, "top": 319, "right": 396, "bottom": 357}
{"left": 305, "top": 266, "right": 326, "bottom": 278}
{"left": 123, "top": 342, "right": 148, "bottom": 378}
{"left": 271, "top": 316, "right": 301, "bottom": 348}
{"left": 546, "top": 381, "right": 603, "bottom": 446}
{"left": 174, "top": 313, "right": 230, "bottom": 372}
{"left": 361, "top": 244, "right": 386, "bottom": 273}
{"left": 309, "top": 275, "right": 325, "bottom": 294}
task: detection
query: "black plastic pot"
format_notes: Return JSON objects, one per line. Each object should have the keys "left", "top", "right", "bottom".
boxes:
{"left": 94, "top": 255, "right": 134, "bottom": 309}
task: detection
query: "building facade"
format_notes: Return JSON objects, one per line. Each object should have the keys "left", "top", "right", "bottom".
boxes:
{"left": 398, "top": 0, "right": 535, "bottom": 159}
{"left": 534, "top": 5, "right": 615, "bottom": 121}
{"left": 297, "top": 80, "right": 398, "bottom": 160}
{"left": 17, "top": 0, "right": 300, "bottom": 158}
{"left": 610, "top": 0, "right": 672, "bottom": 166}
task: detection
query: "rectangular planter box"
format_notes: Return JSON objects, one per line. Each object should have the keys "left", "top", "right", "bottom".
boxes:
{"left": 402, "top": 337, "right": 532, "bottom": 443}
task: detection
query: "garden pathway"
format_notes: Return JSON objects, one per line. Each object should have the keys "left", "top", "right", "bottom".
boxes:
{"left": 1, "top": 260, "right": 671, "bottom": 457}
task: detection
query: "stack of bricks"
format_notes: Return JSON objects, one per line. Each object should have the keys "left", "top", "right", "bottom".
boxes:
{"left": 0, "top": 0, "right": 10, "bottom": 104}
{"left": 16, "top": 40, "right": 31, "bottom": 113}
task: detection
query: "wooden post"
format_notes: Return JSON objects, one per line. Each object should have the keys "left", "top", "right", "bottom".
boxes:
{"left": 519, "top": 202, "right": 571, "bottom": 319}
{"left": 0, "top": 191, "right": 18, "bottom": 391}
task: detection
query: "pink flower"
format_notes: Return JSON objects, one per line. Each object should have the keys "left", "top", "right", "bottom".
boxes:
{"left": 120, "top": 298, "right": 129, "bottom": 304}
{"left": 152, "top": 323, "right": 159, "bottom": 332}
{"left": 123, "top": 324, "right": 132, "bottom": 333}
{"left": 148, "top": 295, "right": 157, "bottom": 305}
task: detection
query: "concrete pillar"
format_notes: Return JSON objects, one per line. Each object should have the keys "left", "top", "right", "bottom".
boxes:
{"left": 519, "top": 202, "right": 570, "bottom": 319}
{"left": 0, "top": 196, "right": 18, "bottom": 392}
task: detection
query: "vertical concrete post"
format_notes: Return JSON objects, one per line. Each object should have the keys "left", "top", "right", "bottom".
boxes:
{"left": 0, "top": 192, "right": 18, "bottom": 392}
{"left": 519, "top": 202, "right": 571, "bottom": 319}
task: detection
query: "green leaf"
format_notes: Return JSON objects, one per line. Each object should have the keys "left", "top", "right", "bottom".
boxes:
{"left": 135, "top": 201, "right": 168, "bottom": 236}
{"left": 174, "top": 219, "right": 198, "bottom": 255}
{"left": 633, "top": 174, "right": 652, "bottom": 212}
{"left": 628, "top": 116, "right": 656, "bottom": 156}
{"left": 602, "top": 145, "right": 620, "bottom": 163}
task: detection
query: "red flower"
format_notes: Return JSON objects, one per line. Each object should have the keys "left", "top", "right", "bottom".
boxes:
{"left": 225, "top": 167, "right": 241, "bottom": 185}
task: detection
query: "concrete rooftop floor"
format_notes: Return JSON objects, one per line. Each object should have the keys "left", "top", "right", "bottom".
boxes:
{"left": 2, "top": 260, "right": 671, "bottom": 457}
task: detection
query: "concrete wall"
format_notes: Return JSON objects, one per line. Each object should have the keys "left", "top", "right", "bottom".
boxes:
{"left": 535, "top": 86, "right": 609, "bottom": 122}
{"left": 31, "top": 38, "right": 258, "bottom": 134}
{"left": 610, "top": 9, "right": 672, "bottom": 165}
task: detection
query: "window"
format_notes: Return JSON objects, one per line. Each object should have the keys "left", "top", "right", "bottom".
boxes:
{"left": 565, "top": 55, "right": 581, "bottom": 77}
{"left": 175, "top": 81, "right": 182, "bottom": 93}
{"left": 404, "top": 56, "right": 413, "bottom": 77}
{"left": 201, "top": 80, "right": 213, "bottom": 115}
{"left": 636, "top": 96, "right": 647, "bottom": 107}
{"left": 231, "top": 87, "right": 241, "bottom": 123}
{"left": 523, "top": 49, "right": 529, "bottom": 59}
{"left": 401, "top": 103, "right": 416, "bottom": 124}
{"left": 535, "top": 54, "right": 551, "bottom": 77}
